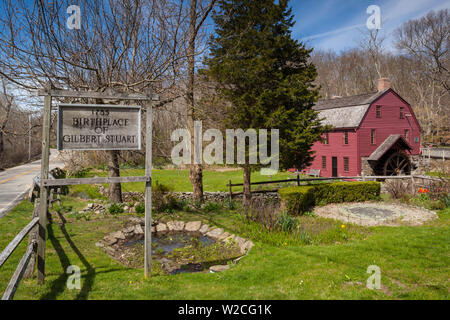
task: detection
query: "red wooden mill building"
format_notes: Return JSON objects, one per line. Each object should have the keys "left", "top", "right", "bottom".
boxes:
{"left": 306, "top": 78, "right": 421, "bottom": 177}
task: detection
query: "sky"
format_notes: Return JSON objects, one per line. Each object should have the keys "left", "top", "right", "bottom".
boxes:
{"left": 290, "top": 0, "right": 450, "bottom": 53}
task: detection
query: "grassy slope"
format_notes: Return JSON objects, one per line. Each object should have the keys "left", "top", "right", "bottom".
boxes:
{"left": 1, "top": 198, "right": 448, "bottom": 300}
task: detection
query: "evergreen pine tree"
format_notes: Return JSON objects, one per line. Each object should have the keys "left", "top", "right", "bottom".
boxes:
{"left": 203, "top": 0, "right": 330, "bottom": 203}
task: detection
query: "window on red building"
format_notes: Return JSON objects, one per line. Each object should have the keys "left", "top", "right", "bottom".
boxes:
{"left": 371, "top": 129, "right": 376, "bottom": 144}
{"left": 404, "top": 129, "right": 409, "bottom": 141}
{"left": 323, "top": 133, "right": 329, "bottom": 144}
{"left": 322, "top": 156, "right": 326, "bottom": 169}
{"left": 376, "top": 106, "right": 381, "bottom": 118}
{"left": 400, "top": 107, "right": 404, "bottom": 119}
{"left": 344, "top": 157, "right": 349, "bottom": 172}
{"left": 343, "top": 131, "right": 348, "bottom": 145}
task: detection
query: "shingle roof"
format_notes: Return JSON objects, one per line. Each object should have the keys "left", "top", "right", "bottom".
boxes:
{"left": 313, "top": 88, "right": 390, "bottom": 128}
{"left": 367, "top": 134, "right": 412, "bottom": 161}
{"left": 313, "top": 89, "right": 389, "bottom": 111}
{"left": 318, "top": 104, "right": 370, "bottom": 128}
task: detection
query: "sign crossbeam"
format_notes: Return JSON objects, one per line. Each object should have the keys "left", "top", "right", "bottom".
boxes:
{"left": 42, "top": 176, "right": 151, "bottom": 187}
{"left": 37, "top": 89, "right": 160, "bottom": 101}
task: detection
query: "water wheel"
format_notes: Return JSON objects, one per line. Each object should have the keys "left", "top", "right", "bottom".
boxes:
{"left": 383, "top": 152, "right": 411, "bottom": 176}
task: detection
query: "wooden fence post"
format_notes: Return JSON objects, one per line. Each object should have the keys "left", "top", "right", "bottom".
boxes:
{"left": 23, "top": 201, "right": 40, "bottom": 279}
{"left": 228, "top": 180, "right": 233, "bottom": 202}
{"left": 37, "top": 84, "right": 51, "bottom": 284}
{"left": 296, "top": 174, "right": 300, "bottom": 186}
{"left": 144, "top": 93, "right": 153, "bottom": 278}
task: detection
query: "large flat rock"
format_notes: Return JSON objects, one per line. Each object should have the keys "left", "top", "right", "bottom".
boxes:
{"left": 185, "top": 221, "right": 202, "bottom": 232}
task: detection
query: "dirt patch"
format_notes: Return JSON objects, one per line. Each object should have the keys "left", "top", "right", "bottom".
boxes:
{"left": 314, "top": 202, "right": 437, "bottom": 226}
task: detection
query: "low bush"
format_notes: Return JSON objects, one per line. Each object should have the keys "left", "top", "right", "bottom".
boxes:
{"left": 276, "top": 213, "right": 298, "bottom": 232}
{"left": 384, "top": 179, "right": 411, "bottom": 199}
{"left": 202, "top": 201, "right": 222, "bottom": 213}
{"left": 135, "top": 202, "right": 145, "bottom": 214}
{"left": 108, "top": 203, "right": 124, "bottom": 214}
{"left": 279, "top": 181, "right": 380, "bottom": 215}
{"left": 242, "top": 198, "right": 280, "bottom": 231}
{"left": 152, "top": 181, "right": 182, "bottom": 213}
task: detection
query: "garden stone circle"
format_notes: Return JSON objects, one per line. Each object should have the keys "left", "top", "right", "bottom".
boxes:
{"left": 97, "top": 218, "right": 255, "bottom": 272}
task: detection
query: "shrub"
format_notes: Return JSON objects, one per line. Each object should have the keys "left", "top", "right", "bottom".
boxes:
{"left": 152, "top": 181, "right": 181, "bottom": 212}
{"left": 384, "top": 179, "right": 411, "bottom": 199}
{"left": 108, "top": 203, "right": 124, "bottom": 214}
{"left": 242, "top": 198, "right": 280, "bottom": 231}
{"left": 135, "top": 202, "right": 145, "bottom": 214}
{"left": 202, "top": 201, "right": 222, "bottom": 212}
{"left": 279, "top": 181, "right": 380, "bottom": 215}
{"left": 276, "top": 213, "right": 298, "bottom": 232}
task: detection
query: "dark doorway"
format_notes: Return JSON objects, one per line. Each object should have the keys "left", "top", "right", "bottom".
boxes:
{"left": 332, "top": 157, "right": 338, "bottom": 177}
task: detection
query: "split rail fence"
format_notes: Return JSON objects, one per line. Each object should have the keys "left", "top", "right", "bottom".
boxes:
{"left": 0, "top": 84, "right": 158, "bottom": 299}
{"left": 226, "top": 174, "right": 447, "bottom": 200}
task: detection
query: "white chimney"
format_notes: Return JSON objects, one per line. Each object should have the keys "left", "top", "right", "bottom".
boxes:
{"left": 377, "top": 78, "right": 391, "bottom": 92}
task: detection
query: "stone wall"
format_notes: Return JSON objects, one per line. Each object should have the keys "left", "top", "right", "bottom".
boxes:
{"left": 98, "top": 185, "right": 279, "bottom": 203}
{"left": 175, "top": 191, "right": 279, "bottom": 202}
{"left": 361, "top": 155, "right": 433, "bottom": 176}
{"left": 361, "top": 157, "right": 375, "bottom": 176}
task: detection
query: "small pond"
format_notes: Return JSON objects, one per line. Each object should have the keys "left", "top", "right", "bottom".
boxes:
{"left": 125, "top": 232, "right": 216, "bottom": 255}
{"left": 111, "top": 231, "right": 242, "bottom": 275}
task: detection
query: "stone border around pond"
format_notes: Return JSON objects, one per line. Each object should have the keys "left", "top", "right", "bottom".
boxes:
{"left": 96, "top": 217, "right": 254, "bottom": 271}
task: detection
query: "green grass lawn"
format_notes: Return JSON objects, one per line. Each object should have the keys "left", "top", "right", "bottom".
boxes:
{"left": 1, "top": 197, "right": 449, "bottom": 300}
{"left": 70, "top": 168, "right": 297, "bottom": 196}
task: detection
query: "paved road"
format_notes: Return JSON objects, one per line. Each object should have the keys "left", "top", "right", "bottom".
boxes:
{"left": 0, "top": 150, "right": 64, "bottom": 218}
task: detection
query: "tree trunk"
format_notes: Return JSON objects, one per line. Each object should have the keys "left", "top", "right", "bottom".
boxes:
{"left": 243, "top": 164, "right": 252, "bottom": 206}
{"left": 106, "top": 150, "right": 122, "bottom": 203}
{"left": 187, "top": 0, "right": 204, "bottom": 203}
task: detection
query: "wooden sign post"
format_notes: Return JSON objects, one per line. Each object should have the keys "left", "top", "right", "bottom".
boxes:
{"left": 37, "top": 83, "right": 158, "bottom": 283}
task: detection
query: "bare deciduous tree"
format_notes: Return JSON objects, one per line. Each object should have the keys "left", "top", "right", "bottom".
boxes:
{"left": 394, "top": 9, "right": 449, "bottom": 93}
{"left": 0, "top": 0, "right": 191, "bottom": 202}
{"left": 185, "top": 0, "right": 217, "bottom": 203}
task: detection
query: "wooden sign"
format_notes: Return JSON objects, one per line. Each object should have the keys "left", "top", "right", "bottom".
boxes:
{"left": 57, "top": 104, "right": 141, "bottom": 150}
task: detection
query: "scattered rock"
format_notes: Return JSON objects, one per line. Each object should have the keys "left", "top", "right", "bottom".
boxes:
{"left": 103, "top": 235, "right": 117, "bottom": 245}
{"left": 80, "top": 202, "right": 107, "bottom": 215}
{"left": 95, "top": 242, "right": 104, "bottom": 247}
{"left": 240, "top": 240, "right": 254, "bottom": 254}
{"left": 167, "top": 221, "right": 185, "bottom": 231}
{"left": 209, "top": 265, "right": 229, "bottom": 273}
{"left": 224, "top": 234, "right": 236, "bottom": 243}
{"left": 111, "top": 231, "right": 126, "bottom": 240}
{"left": 218, "top": 232, "right": 230, "bottom": 241}
{"left": 156, "top": 223, "right": 167, "bottom": 232}
{"left": 199, "top": 224, "right": 209, "bottom": 234}
{"left": 184, "top": 221, "right": 202, "bottom": 232}
{"left": 234, "top": 236, "right": 246, "bottom": 248}
{"left": 123, "top": 226, "right": 135, "bottom": 234}
{"left": 129, "top": 217, "right": 145, "bottom": 225}
{"left": 134, "top": 224, "right": 144, "bottom": 234}
{"left": 206, "top": 228, "right": 224, "bottom": 239}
